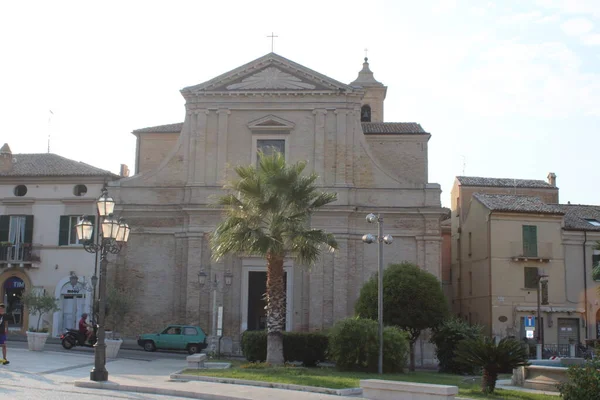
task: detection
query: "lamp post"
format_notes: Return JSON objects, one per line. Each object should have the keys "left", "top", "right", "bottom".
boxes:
{"left": 75, "top": 188, "right": 130, "bottom": 382}
{"left": 362, "top": 213, "right": 393, "bottom": 374}
{"left": 198, "top": 268, "right": 233, "bottom": 357}
{"left": 536, "top": 268, "right": 549, "bottom": 351}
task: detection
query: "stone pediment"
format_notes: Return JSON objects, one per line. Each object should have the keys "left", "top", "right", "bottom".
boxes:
{"left": 247, "top": 115, "right": 295, "bottom": 130}
{"left": 181, "top": 53, "right": 355, "bottom": 95}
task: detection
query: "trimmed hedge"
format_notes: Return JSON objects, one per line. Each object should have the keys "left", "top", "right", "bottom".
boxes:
{"left": 240, "top": 331, "right": 328, "bottom": 366}
{"left": 328, "top": 317, "right": 409, "bottom": 373}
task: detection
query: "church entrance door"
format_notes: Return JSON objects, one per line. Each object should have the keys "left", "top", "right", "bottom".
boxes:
{"left": 241, "top": 265, "right": 293, "bottom": 333}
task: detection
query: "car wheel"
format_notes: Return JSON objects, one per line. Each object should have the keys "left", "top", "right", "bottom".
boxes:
{"left": 143, "top": 341, "right": 156, "bottom": 352}
{"left": 187, "top": 344, "right": 200, "bottom": 355}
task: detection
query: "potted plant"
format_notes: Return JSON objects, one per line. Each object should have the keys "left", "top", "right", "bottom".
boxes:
{"left": 21, "top": 290, "right": 60, "bottom": 351}
{"left": 103, "top": 284, "right": 134, "bottom": 358}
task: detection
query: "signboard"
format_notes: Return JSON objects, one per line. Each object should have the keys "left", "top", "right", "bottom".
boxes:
{"left": 217, "top": 306, "right": 223, "bottom": 337}
{"left": 526, "top": 330, "right": 534, "bottom": 339}
{"left": 525, "top": 316, "right": 535, "bottom": 328}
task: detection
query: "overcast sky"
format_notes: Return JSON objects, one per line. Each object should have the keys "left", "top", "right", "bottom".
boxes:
{"left": 1, "top": 0, "right": 599, "bottom": 207}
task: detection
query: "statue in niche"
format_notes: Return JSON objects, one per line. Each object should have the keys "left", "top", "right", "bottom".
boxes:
{"left": 361, "top": 105, "right": 371, "bottom": 122}
{"left": 541, "top": 279, "right": 549, "bottom": 305}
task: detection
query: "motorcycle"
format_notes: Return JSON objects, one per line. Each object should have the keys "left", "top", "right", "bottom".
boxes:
{"left": 61, "top": 325, "right": 98, "bottom": 350}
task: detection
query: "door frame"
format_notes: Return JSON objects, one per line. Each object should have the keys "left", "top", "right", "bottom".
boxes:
{"left": 0, "top": 269, "right": 31, "bottom": 333}
{"left": 240, "top": 261, "right": 294, "bottom": 333}
{"left": 52, "top": 276, "right": 92, "bottom": 337}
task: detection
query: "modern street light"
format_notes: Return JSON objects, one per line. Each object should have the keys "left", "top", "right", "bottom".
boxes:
{"left": 362, "top": 213, "right": 393, "bottom": 374}
{"left": 536, "top": 268, "right": 549, "bottom": 350}
{"left": 75, "top": 188, "right": 130, "bottom": 382}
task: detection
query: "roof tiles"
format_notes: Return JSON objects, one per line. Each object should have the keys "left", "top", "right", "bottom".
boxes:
{"left": 0, "top": 153, "right": 117, "bottom": 178}
{"left": 473, "top": 193, "right": 564, "bottom": 215}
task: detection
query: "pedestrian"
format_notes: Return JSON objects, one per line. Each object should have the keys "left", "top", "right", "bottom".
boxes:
{"left": 0, "top": 304, "right": 8, "bottom": 365}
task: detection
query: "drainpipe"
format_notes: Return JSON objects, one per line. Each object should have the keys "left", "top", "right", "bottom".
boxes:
{"left": 583, "top": 231, "right": 589, "bottom": 340}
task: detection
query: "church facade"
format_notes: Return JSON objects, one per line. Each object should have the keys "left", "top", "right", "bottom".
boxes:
{"left": 109, "top": 53, "right": 445, "bottom": 356}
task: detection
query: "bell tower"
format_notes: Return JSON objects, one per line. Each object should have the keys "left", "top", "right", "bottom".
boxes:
{"left": 350, "top": 57, "right": 387, "bottom": 123}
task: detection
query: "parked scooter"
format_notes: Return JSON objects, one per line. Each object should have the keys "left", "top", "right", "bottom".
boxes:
{"left": 61, "top": 325, "right": 98, "bottom": 349}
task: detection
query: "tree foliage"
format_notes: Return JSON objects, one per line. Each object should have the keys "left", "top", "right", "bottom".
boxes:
{"left": 455, "top": 336, "right": 529, "bottom": 394}
{"left": 21, "top": 290, "right": 60, "bottom": 332}
{"left": 431, "top": 317, "right": 483, "bottom": 374}
{"left": 354, "top": 262, "right": 448, "bottom": 371}
{"left": 211, "top": 150, "right": 338, "bottom": 364}
{"left": 558, "top": 359, "right": 600, "bottom": 400}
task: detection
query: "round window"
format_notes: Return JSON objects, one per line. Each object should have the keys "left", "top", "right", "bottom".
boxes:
{"left": 73, "top": 184, "right": 88, "bottom": 197}
{"left": 14, "top": 185, "right": 27, "bottom": 196}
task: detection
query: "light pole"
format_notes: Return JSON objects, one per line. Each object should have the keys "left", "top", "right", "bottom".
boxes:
{"left": 536, "top": 268, "right": 549, "bottom": 351}
{"left": 198, "top": 269, "right": 233, "bottom": 357}
{"left": 74, "top": 189, "right": 130, "bottom": 382}
{"left": 362, "top": 213, "right": 393, "bottom": 374}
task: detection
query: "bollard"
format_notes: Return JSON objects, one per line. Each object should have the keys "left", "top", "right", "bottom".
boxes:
{"left": 569, "top": 344, "right": 576, "bottom": 358}
{"left": 536, "top": 344, "right": 542, "bottom": 360}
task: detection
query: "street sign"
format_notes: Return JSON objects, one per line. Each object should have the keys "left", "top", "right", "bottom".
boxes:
{"left": 217, "top": 306, "right": 223, "bottom": 337}
{"left": 526, "top": 330, "right": 534, "bottom": 339}
{"left": 525, "top": 316, "right": 535, "bottom": 328}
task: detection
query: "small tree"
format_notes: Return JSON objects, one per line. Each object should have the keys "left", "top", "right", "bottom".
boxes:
{"left": 455, "top": 336, "right": 529, "bottom": 394}
{"left": 431, "top": 317, "right": 483, "bottom": 374}
{"left": 104, "top": 284, "right": 134, "bottom": 339}
{"left": 21, "top": 290, "right": 60, "bottom": 333}
{"left": 558, "top": 359, "right": 600, "bottom": 400}
{"left": 355, "top": 262, "right": 448, "bottom": 371}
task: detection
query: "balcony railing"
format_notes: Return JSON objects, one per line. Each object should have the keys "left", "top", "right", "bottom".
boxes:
{"left": 0, "top": 243, "right": 33, "bottom": 263}
{"left": 509, "top": 242, "right": 553, "bottom": 262}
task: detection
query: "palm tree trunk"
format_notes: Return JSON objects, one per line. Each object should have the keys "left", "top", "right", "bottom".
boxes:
{"left": 482, "top": 368, "right": 498, "bottom": 394}
{"left": 266, "top": 252, "right": 286, "bottom": 365}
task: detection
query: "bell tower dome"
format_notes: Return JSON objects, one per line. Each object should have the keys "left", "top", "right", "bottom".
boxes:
{"left": 350, "top": 57, "right": 387, "bottom": 123}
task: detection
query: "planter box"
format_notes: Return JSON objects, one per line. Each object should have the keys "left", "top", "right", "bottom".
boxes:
{"left": 105, "top": 338, "right": 122, "bottom": 359}
{"left": 361, "top": 379, "right": 458, "bottom": 400}
{"left": 26, "top": 331, "right": 49, "bottom": 351}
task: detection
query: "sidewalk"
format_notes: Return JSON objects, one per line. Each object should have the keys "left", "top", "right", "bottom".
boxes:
{"left": 8, "top": 332, "right": 142, "bottom": 350}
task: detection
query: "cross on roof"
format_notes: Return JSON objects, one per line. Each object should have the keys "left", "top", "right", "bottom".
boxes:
{"left": 364, "top": 48, "right": 368, "bottom": 58}
{"left": 267, "top": 32, "right": 278, "bottom": 52}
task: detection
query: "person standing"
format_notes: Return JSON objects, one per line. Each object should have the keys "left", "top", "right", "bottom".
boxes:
{"left": 0, "top": 304, "right": 9, "bottom": 365}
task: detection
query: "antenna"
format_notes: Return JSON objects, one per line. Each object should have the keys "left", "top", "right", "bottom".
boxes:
{"left": 513, "top": 178, "right": 517, "bottom": 194}
{"left": 48, "top": 110, "right": 54, "bottom": 153}
{"left": 461, "top": 155, "right": 466, "bottom": 175}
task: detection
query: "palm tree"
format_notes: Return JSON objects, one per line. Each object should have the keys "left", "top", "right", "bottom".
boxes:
{"left": 455, "top": 336, "right": 529, "bottom": 394}
{"left": 210, "top": 150, "right": 338, "bottom": 365}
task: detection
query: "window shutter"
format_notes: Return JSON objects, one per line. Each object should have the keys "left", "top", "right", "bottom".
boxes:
{"left": 0, "top": 216, "right": 9, "bottom": 242}
{"left": 24, "top": 215, "right": 34, "bottom": 244}
{"left": 59, "top": 216, "right": 70, "bottom": 246}
{"left": 523, "top": 226, "right": 538, "bottom": 257}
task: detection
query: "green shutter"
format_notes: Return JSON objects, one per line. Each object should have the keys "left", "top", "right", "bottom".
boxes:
{"left": 524, "top": 267, "right": 538, "bottom": 289}
{"left": 0, "top": 216, "right": 9, "bottom": 242}
{"left": 59, "top": 216, "right": 70, "bottom": 246}
{"left": 24, "top": 215, "right": 34, "bottom": 244}
{"left": 523, "top": 225, "right": 538, "bottom": 257}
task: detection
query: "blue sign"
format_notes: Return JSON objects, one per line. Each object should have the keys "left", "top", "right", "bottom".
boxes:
{"left": 525, "top": 316, "right": 535, "bottom": 328}
{"left": 4, "top": 277, "right": 24, "bottom": 290}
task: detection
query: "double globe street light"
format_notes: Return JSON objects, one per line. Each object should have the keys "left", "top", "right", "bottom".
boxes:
{"left": 362, "top": 213, "right": 393, "bottom": 375}
{"left": 75, "top": 188, "right": 130, "bottom": 382}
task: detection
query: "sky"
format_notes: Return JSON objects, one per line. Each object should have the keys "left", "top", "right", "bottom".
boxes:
{"left": 1, "top": 0, "right": 599, "bottom": 207}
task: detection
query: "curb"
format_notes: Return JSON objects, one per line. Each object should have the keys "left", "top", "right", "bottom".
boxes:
{"left": 170, "top": 370, "right": 363, "bottom": 397}
{"left": 74, "top": 380, "right": 247, "bottom": 400}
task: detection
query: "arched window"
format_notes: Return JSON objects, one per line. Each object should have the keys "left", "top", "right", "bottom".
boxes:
{"left": 361, "top": 105, "right": 371, "bottom": 122}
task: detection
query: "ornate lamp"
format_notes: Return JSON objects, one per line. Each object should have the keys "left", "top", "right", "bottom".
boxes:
{"left": 101, "top": 214, "right": 120, "bottom": 240}
{"left": 96, "top": 189, "right": 115, "bottom": 217}
{"left": 115, "top": 219, "right": 130, "bottom": 243}
{"left": 75, "top": 216, "right": 94, "bottom": 242}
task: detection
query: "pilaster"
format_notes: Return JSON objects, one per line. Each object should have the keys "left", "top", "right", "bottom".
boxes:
{"left": 309, "top": 257, "right": 324, "bottom": 331}
{"left": 313, "top": 109, "right": 327, "bottom": 185}
{"left": 333, "top": 237, "right": 349, "bottom": 321}
{"left": 334, "top": 110, "right": 348, "bottom": 187}
{"left": 185, "top": 233, "right": 203, "bottom": 326}
{"left": 193, "top": 110, "right": 208, "bottom": 184}
{"left": 216, "top": 109, "right": 230, "bottom": 184}
{"left": 204, "top": 110, "right": 217, "bottom": 185}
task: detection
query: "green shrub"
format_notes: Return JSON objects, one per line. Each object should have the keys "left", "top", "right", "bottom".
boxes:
{"left": 241, "top": 330, "right": 328, "bottom": 366}
{"left": 328, "top": 317, "right": 409, "bottom": 373}
{"left": 558, "top": 359, "right": 600, "bottom": 400}
{"left": 430, "top": 317, "right": 483, "bottom": 374}
{"left": 283, "top": 332, "right": 329, "bottom": 367}
{"left": 241, "top": 331, "right": 267, "bottom": 362}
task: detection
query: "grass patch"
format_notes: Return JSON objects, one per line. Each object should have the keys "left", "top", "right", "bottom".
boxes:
{"left": 183, "top": 365, "right": 557, "bottom": 400}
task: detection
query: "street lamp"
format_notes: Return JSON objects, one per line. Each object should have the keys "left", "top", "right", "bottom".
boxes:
{"left": 75, "top": 188, "right": 130, "bottom": 382}
{"left": 198, "top": 268, "right": 233, "bottom": 357}
{"left": 362, "top": 213, "right": 393, "bottom": 374}
{"left": 536, "top": 268, "right": 549, "bottom": 350}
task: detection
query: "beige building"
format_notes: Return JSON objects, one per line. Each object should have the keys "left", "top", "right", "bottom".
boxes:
{"left": 0, "top": 143, "right": 118, "bottom": 336}
{"left": 108, "top": 52, "right": 446, "bottom": 357}
{"left": 450, "top": 174, "right": 600, "bottom": 347}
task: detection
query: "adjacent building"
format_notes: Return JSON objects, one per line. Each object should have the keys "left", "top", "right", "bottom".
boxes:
{"left": 0, "top": 143, "right": 118, "bottom": 337}
{"left": 107, "top": 52, "right": 446, "bottom": 358}
{"left": 450, "top": 173, "right": 600, "bottom": 347}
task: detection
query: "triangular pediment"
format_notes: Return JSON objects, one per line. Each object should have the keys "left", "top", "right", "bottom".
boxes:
{"left": 248, "top": 115, "right": 295, "bottom": 130}
{"left": 181, "top": 53, "right": 355, "bottom": 94}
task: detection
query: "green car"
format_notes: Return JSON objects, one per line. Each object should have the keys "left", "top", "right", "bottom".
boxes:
{"left": 137, "top": 325, "right": 208, "bottom": 354}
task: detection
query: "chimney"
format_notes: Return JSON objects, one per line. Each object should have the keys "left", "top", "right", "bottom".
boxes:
{"left": 547, "top": 172, "right": 556, "bottom": 187}
{"left": 0, "top": 143, "right": 13, "bottom": 173}
{"left": 120, "top": 164, "right": 130, "bottom": 178}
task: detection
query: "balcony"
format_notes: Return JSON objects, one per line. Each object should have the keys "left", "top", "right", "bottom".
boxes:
{"left": 510, "top": 241, "right": 553, "bottom": 263}
{"left": 0, "top": 243, "right": 38, "bottom": 267}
